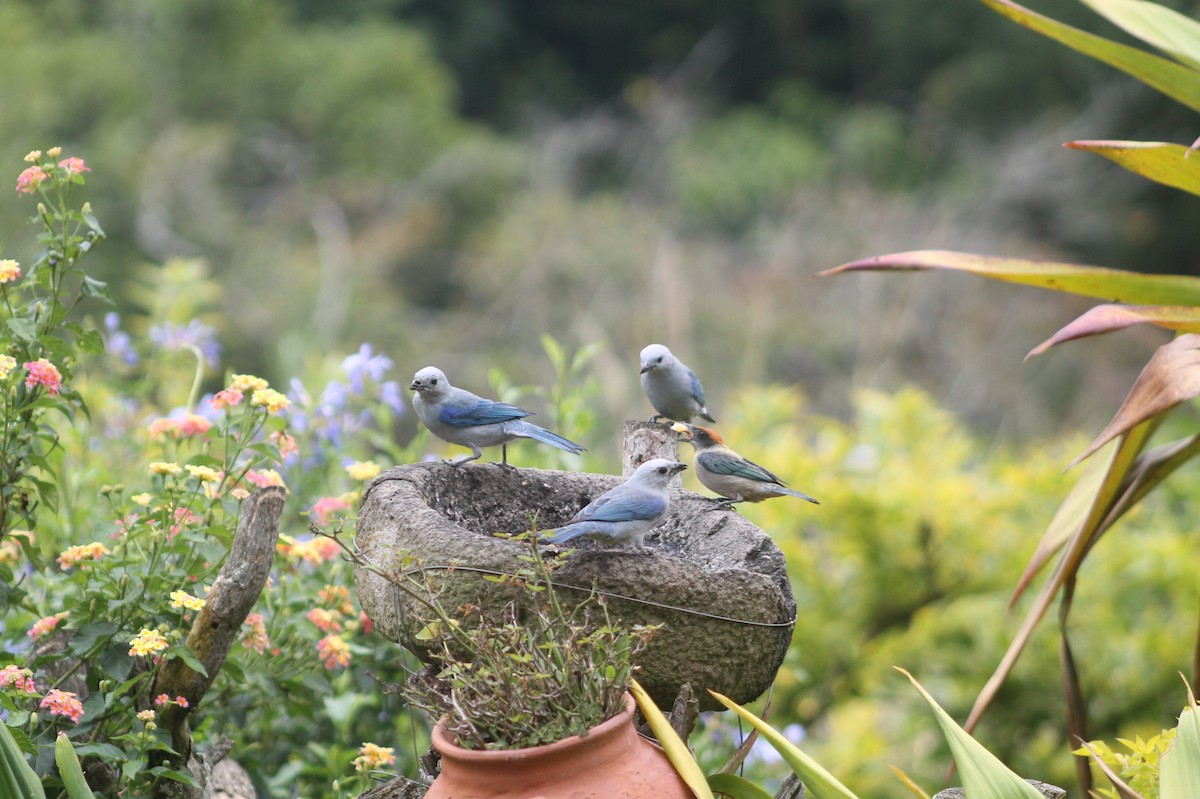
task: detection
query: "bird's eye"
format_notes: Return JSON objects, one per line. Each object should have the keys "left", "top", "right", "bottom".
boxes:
{"left": 430, "top": 378, "right": 438, "bottom": 385}
{"left": 657, "top": 466, "right": 668, "bottom": 474}
{"left": 655, "top": 356, "right": 663, "bottom": 364}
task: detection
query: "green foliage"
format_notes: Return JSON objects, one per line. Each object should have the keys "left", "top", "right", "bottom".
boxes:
{"left": 1078, "top": 731, "right": 1175, "bottom": 799}
{"left": 373, "top": 533, "right": 657, "bottom": 751}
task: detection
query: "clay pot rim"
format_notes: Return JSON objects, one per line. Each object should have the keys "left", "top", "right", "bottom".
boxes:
{"left": 431, "top": 691, "right": 643, "bottom": 762}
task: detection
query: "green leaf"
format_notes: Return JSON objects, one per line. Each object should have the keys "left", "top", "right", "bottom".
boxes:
{"left": 80, "top": 275, "right": 114, "bottom": 305}
{"left": 1162, "top": 686, "right": 1200, "bottom": 799}
{"left": 7, "top": 317, "right": 38, "bottom": 343}
{"left": 168, "top": 644, "right": 208, "bottom": 678}
{"left": 819, "top": 250, "right": 1200, "bottom": 305}
{"left": 1064, "top": 141, "right": 1200, "bottom": 197}
{"left": 898, "top": 669, "right": 1043, "bottom": 799}
{"left": 976, "top": 0, "right": 1200, "bottom": 112}
{"left": 708, "top": 689, "right": 860, "bottom": 799}
{"left": 1076, "top": 0, "right": 1200, "bottom": 71}
{"left": 68, "top": 622, "right": 120, "bottom": 657}
{"left": 82, "top": 212, "right": 105, "bottom": 237}
{"left": 630, "top": 679, "right": 715, "bottom": 799}
{"left": 708, "top": 773, "right": 776, "bottom": 799}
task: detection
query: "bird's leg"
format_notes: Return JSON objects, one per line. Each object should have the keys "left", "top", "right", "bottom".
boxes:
{"left": 492, "top": 444, "right": 517, "bottom": 470}
{"left": 448, "top": 447, "right": 483, "bottom": 467}
{"left": 648, "top": 414, "right": 665, "bottom": 424}
{"left": 701, "top": 497, "right": 741, "bottom": 513}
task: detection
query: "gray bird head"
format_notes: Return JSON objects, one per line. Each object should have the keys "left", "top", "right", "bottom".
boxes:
{"left": 410, "top": 366, "right": 451, "bottom": 396}
{"left": 639, "top": 344, "right": 675, "bottom": 374}
{"left": 629, "top": 458, "right": 687, "bottom": 487}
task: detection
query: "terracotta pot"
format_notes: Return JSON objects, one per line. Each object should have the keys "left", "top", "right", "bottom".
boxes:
{"left": 424, "top": 694, "right": 694, "bottom": 799}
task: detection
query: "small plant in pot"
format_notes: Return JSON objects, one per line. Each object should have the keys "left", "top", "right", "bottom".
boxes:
{"left": 361, "top": 531, "right": 694, "bottom": 798}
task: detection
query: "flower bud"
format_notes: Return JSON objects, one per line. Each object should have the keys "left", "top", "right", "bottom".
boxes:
{"left": 47, "top": 146, "right": 62, "bottom": 158}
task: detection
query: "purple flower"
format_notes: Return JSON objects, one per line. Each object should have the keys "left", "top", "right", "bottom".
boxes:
{"left": 103, "top": 313, "right": 138, "bottom": 366}
{"left": 342, "top": 344, "right": 393, "bottom": 394}
{"left": 148, "top": 320, "right": 220, "bottom": 368}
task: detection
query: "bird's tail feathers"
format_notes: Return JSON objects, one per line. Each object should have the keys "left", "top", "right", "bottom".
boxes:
{"left": 512, "top": 421, "right": 586, "bottom": 454}
{"left": 542, "top": 525, "right": 588, "bottom": 545}
{"left": 781, "top": 486, "right": 819, "bottom": 504}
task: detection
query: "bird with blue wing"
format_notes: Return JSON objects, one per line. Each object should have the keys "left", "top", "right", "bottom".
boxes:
{"left": 672, "top": 423, "right": 818, "bottom": 511}
{"left": 639, "top": 344, "right": 715, "bottom": 424}
{"left": 542, "top": 458, "right": 687, "bottom": 551}
{"left": 410, "top": 366, "right": 586, "bottom": 466}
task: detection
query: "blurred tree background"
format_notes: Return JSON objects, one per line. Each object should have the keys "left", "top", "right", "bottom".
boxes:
{"left": 3, "top": 0, "right": 1199, "bottom": 794}
{"left": 4, "top": 0, "right": 1197, "bottom": 455}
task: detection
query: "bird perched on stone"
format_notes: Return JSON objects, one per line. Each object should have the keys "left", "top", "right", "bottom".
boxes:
{"left": 639, "top": 344, "right": 715, "bottom": 424}
{"left": 672, "top": 423, "right": 818, "bottom": 510}
{"left": 542, "top": 458, "right": 687, "bottom": 551}
{"left": 409, "top": 366, "right": 585, "bottom": 466}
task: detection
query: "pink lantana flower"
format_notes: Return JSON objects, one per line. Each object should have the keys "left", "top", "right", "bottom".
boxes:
{"left": 23, "top": 358, "right": 63, "bottom": 396}
{"left": 58, "top": 157, "right": 90, "bottom": 176}
{"left": 40, "top": 689, "right": 84, "bottom": 723}
{"left": 317, "top": 634, "right": 351, "bottom": 670}
{"left": 16, "top": 166, "right": 48, "bottom": 195}
{"left": 29, "top": 611, "right": 69, "bottom": 639}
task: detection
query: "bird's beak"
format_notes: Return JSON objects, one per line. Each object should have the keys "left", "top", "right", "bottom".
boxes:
{"left": 669, "top": 422, "right": 692, "bottom": 439}
{"left": 639, "top": 363, "right": 651, "bottom": 374}
{"left": 408, "top": 380, "right": 420, "bottom": 391}
{"left": 670, "top": 463, "right": 688, "bottom": 474}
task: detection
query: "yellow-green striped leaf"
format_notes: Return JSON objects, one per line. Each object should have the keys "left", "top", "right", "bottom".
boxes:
{"left": 977, "top": 0, "right": 1200, "bottom": 112}
{"left": 899, "top": 669, "right": 1043, "bottom": 799}
{"left": 629, "top": 679, "right": 713, "bottom": 799}
{"left": 819, "top": 250, "right": 1200, "bottom": 306}
{"left": 1161, "top": 686, "right": 1200, "bottom": 799}
{"left": 1064, "top": 141, "right": 1200, "bottom": 198}
{"left": 708, "top": 690, "right": 860, "bottom": 799}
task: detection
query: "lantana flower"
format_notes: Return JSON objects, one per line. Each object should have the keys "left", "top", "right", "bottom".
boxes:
{"left": 306, "top": 607, "right": 342, "bottom": 633}
{"left": 241, "top": 613, "right": 270, "bottom": 655}
{"left": 40, "top": 689, "right": 84, "bottom": 723}
{"left": 353, "top": 742, "right": 395, "bottom": 772}
{"left": 23, "top": 358, "right": 62, "bottom": 395}
{"left": 16, "top": 165, "right": 48, "bottom": 195}
{"left": 57, "top": 542, "right": 110, "bottom": 569}
{"left": 0, "top": 355, "right": 15, "bottom": 380}
{"left": 0, "top": 260, "right": 20, "bottom": 284}
{"left": 211, "top": 388, "right": 244, "bottom": 410}
{"left": 58, "top": 156, "right": 90, "bottom": 176}
{"left": 0, "top": 664, "right": 36, "bottom": 693}
{"left": 229, "top": 374, "right": 268, "bottom": 393}
{"left": 185, "top": 464, "right": 220, "bottom": 483}
{"left": 29, "top": 611, "right": 69, "bottom": 639}
{"left": 317, "top": 634, "right": 351, "bottom": 670}
{"left": 149, "top": 461, "right": 182, "bottom": 477}
{"left": 251, "top": 387, "right": 290, "bottom": 414}
{"left": 128, "top": 628, "right": 169, "bottom": 658}
{"left": 170, "top": 590, "right": 206, "bottom": 612}
{"left": 345, "top": 460, "right": 381, "bottom": 481}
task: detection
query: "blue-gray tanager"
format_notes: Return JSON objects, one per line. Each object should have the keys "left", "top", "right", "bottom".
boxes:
{"left": 542, "top": 458, "right": 687, "bottom": 551}
{"left": 639, "top": 344, "right": 715, "bottom": 424}
{"left": 672, "top": 423, "right": 818, "bottom": 511}
{"left": 409, "top": 366, "right": 585, "bottom": 466}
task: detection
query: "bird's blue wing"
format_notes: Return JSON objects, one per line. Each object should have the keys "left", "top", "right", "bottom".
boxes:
{"left": 699, "top": 450, "right": 783, "bottom": 485}
{"left": 573, "top": 493, "right": 665, "bottom": 524}
{"left": 688, "top": 369, "right": 706, "bottom": 405}
{"left": 439, "top": 398, "right": 528, "bottom": 427}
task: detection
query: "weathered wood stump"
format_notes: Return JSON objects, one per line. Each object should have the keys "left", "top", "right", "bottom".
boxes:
{"left": 354, "top": 424, "right": 796, "bottom": 711}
